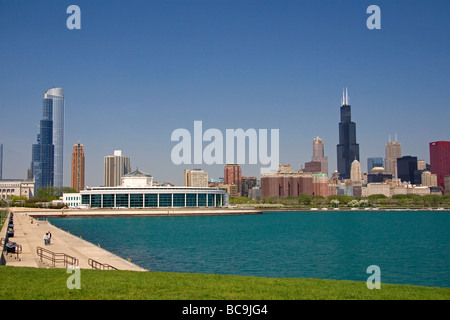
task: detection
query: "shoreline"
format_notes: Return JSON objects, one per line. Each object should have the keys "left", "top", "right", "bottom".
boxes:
{"left": 2, "top": 209, "right": 147, "bottom": 271}
{"left": 6, "top": 206, "right": 449, "bottom": 219}
{"left": 257, "top": 207, "right": 450, "bottom": 212}
{"left": 8, "top": 207, "right": 263, "bottom": 218}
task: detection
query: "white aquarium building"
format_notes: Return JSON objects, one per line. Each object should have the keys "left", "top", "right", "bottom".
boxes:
{"left": 78, "top": 169, "right": 228, "bottom": 209}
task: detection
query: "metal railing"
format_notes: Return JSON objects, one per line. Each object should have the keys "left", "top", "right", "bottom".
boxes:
{"left": 2, "top": 237, "right": 22, "bottom": 260}
{"left": 88, "top": 258, "right": 117, "bottom": 270}
{"left": 36, "top": 246, "right": 79, "bottom": 268}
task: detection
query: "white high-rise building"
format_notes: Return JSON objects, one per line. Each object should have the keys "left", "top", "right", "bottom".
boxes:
{"left": 44, "top": 88, "right": 65, "bottom": 188}
{"left": 104, "top": 150, "right": 131, "bottom": 187}
{"left": 350, "top": 159, "right": 362, "bottom": 184}
{"left": 184, "top": 169, "right": 208, "bottom": 187}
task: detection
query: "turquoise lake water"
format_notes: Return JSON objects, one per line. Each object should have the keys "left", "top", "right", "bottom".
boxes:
{"left": 48, "top": 211, "right": 450, "bottom": 287}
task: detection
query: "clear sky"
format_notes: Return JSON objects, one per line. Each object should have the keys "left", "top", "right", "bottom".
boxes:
{"left": 0, "top": 0, "right": 449, "bottom": 187}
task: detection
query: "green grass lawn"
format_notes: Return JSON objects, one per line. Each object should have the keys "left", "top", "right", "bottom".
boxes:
{"left": 0, "top": 266, "right": 449, "bottom": 300}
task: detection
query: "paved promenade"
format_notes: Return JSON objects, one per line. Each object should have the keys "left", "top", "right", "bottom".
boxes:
{"left": 2, "top": 209, "right": 147, "bottom": 271}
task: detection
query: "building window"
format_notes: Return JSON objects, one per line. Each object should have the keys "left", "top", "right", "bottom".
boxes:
{"left": 91, "top": 194, "right": 102, "bottom": 207}
{"left": 198, "top": 194, "right": 207, "bottom": 207}
{"left": 116, "top": 194, "right": 129, "bottom": 207}
{"left": 81, "top": 194, "right": 90, "bottom": 205}
{"left": 173, "top": 194, "right": 185, "bottom": 207}
{"left": 159, "top": 194, "right": 172, "bottom": 207}
{"left": 145, "top": 194, "right": 158, "bottom": 207}
{"left": 103, "top": 194, "right": 115, "bottom": 208}
{"left": 130, "top": 194, "right": 143, "bottom": 208}
{"left": 208, "top": 194, "right": 214, "bottom": 207}
{"left": 186, "top": 194, "right": 197, "bottom": 207}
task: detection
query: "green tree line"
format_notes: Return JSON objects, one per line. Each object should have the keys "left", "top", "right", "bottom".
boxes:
{"left": 230, "top": 193, "right": 450, "bottom": 208}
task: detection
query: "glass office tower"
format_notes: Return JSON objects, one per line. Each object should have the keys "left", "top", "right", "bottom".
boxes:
{"left": 32, "top": 98, "right": 55, "bottom": 194}
{"left": 44, "top": 88, "right": 65, "bottom": 189}
{"left": 367, "top": 157, "right": 384, "bottom": 173}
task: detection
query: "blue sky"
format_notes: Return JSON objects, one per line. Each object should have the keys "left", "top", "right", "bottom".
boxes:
{"left": 0, "top": 0, "right": 449, "bottom": 186}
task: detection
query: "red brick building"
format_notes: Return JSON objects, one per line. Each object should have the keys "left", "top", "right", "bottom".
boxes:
{"left": 224, "top": 164, "right": 242, "bottom": 196}
{"left": 430, "top": 141, "right": 450, "bottom": 192}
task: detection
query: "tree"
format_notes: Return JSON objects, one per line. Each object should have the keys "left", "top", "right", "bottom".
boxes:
{"left": 423, "top": 194, "right": 440, "bottom": 207}
{"left": 328, "top": 194, "right": 354, "bottom": 205}
{"left": 298, "top": 193, "right": 312, "bottom": 205}
{"left": 36, "top": 186, "right": 77, "bottom": 201}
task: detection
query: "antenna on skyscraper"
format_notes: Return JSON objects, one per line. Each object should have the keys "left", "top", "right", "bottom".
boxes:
{"left": 395, "top": 133, "right": 398, "bottom": 142}
{"left": 346, "top": 87, "right": 349, "bottom": 105}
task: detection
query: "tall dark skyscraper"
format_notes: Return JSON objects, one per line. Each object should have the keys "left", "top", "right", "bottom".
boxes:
{"left": 337, "top": 88, "right": 359, "bottom": 180}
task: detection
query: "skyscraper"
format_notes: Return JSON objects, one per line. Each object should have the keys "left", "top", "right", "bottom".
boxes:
{"left": 311, "top": 136, "right": 328, "bottom": 176}
{"left": 71, "top": 142, "right": 85, "bottom": 192}
{"left": 44, "top": 88, "right": 65, "bottom": 189}
{"left": 350, "top": 159, "right": 362, "bottom": 183}
{"left": 224, "top": 164, "right": 242, "bottom": 196}
{"left": 336, "top": 88, "right": 359, "bottom": 179}
{"left": 385, "top": 136, "right": 402, "bottom": 178}
{"left": 429, "top": 141, "right": 450, "bottom": 191}
{"left": 104, "top": 150, "right": 131, "bottom": 187}
{"left": 31, "top": 96, "right": 55, "bottom": 194}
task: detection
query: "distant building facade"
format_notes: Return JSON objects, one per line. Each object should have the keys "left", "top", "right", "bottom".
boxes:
{"left": 71, "top": 142, "right": 85, "bottom": 192}
{"left": 104, "top": 150, "right": 131, "bottom": 187}
{"left": 367, "top": 167, "right": 392, "bottom": 183}
{"left": 429, "top": 141, "right": 450, "bottom": 192}
{"left": 304, "top": 161, "right": 322, "bottom": 173}
{"left": 385, "top": 137, "right": 401, "bottom": 178}
{"left": 444, "top": 175, "right": 450, "bottom": 195}
{"left": 311, "top": 136, "right": 328, "bottom": 175}
{"left": 63, "top": 193, "right": 82, "bottom": 208}
{"left": 224, "top": 164, "right": 242, "bottom": 196}
{"left": 421, "top": 171, "right": 437, "bottom": 187}
{"left": 241, "top": 176, "right": 257, "bottom": 197}
{"left": 261, "top": 164, "right": 317, "bottom": 198}
{"left": 397, "top": 156, "right": 419, "bottom": 184}
{"left": 184, "top": 169, "right": 208, "bottom": 188}
{"left": 0, "top": 179, "right": 35, "bottom": 199}
{"left": 367, "top": 157, "right": 384, "bottom": 174}
{"left": 350, "top": 159, "right": 362, "bottom": 184}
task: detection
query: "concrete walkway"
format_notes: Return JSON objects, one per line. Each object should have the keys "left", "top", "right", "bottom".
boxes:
{"left": 2, "top": 209, "right": 147, "bottom": 271}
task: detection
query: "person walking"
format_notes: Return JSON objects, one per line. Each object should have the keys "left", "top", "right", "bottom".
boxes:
{"left": 43, "top": 232, "right": 49, "bottom": 245}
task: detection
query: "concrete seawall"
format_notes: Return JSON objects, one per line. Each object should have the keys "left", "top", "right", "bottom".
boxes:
{"left": 2, "top": 209, "right": 147, "bottom": 271}
{"left": 2, "top": 207, "right": 261, "bottom": 271}
{"left": 9, "top": 207, "right": 263, "bottom": 218}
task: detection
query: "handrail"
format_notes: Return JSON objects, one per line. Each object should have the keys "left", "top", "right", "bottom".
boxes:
{"left": 2, "top": 238, "right": 22, "bottom": 260}
{"left": 36, "top": 246, "right": 79, "bottom": 268}
{"left": 88, "top": 258, "right": 117, "bottom": 270}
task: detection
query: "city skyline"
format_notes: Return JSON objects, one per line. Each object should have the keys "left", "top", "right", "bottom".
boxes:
{"left": 0, "top": 1, "right": 449, "bottom": 187}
